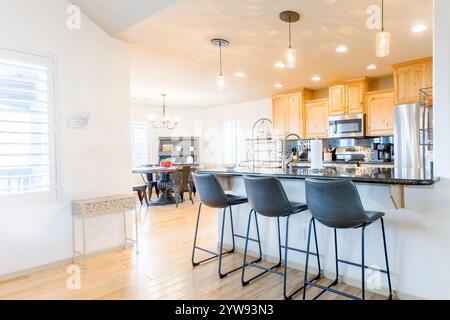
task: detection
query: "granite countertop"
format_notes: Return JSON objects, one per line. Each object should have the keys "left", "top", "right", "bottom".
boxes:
{"left": 199, "top": 166, "right": 439, "bottom": 186}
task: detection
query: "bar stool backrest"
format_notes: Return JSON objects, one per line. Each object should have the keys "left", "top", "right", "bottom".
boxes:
{"left": 243, "top": 176, "right": 292, "bottom": 217}
{"left": 192, "top": 173, "right": 228, "bottom": 208}
{"left": 305, "top": 179, "right": 367, "bottom": 229}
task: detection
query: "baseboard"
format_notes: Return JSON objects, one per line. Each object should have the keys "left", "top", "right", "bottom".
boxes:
{"left": 223, "top": 244, "right": 423, "bottom": 300}
{"left": 0, "top": 244, "right": 133, "bottom": 282}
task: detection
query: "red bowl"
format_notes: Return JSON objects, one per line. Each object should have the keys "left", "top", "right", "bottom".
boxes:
{"left": 161, "top": 162, "right": 172, "bottom": 168}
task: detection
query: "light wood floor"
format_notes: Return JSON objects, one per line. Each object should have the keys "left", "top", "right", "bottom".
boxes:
{"left": 0, "top": 199, "right": 385, "bottom": 300}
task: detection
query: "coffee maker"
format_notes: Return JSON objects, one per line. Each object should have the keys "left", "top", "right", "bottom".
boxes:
{"left": 373, "top": 143, "right": 394, "bottom": 162}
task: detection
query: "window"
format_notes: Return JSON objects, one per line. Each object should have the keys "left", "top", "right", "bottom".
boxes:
{"left": 131, "top": 122, "right": 149, "bottom": 167}
{"left": 0, "top": 48, "right": 57, "bottom": 206}
{"left": 223, "top": 119, "right": 242, "bottom": 165}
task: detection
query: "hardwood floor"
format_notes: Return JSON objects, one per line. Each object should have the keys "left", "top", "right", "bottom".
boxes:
{"left": 0, "top": 199, "right": 385, "bottom": 300}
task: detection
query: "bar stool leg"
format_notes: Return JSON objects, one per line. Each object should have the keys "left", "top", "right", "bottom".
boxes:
{"left": 333, "top": 229, "right": 339, "bottom": 285}
{"left": 276, "top": 217, "right": 283, "bottom": 267}
{"left": 253, "top": 211, "right": 263, "bottom": 262}
{"left": 312, "top": 219, "right": 322, "bottom": 278}
{"left": 303, "top": 217, "right": 314, "bottom": 300}
{"left": 192, "top": 203, "right": 203, "bottom": 266}
{"left": 361, "top": 225, "right": 366, "bottom": 300}
{"left": 283, "top": 215, "right": 291, "bottom": 300}
{"left": 218, "top": 207, "right": 228, "bottom": 278}
{"left": 241, "top": 209, "right": 253, "bottom": 285}
{"left": 229, "top": 206, "right": 236, "bottom": 252}
{"left": 381, "top": 218, "right": 393, "bottom": 300}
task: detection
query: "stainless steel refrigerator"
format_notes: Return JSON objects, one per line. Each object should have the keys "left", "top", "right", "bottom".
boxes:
{"left": 394, "top": 103, "right": 433, "bottom": 171}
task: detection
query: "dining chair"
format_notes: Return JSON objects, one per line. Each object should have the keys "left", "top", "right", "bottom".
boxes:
{"left": 170, "top": 166, "right": 194, "bottom": 207}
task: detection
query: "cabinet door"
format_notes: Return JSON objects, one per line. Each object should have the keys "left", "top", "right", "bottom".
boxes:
{"left": 394, "top": 58, "right": 433, "bottom": 104}
{"left": 366, "top": 91, "right": 395, "bottom": 136}
{"left": 272, "top": 94, "right": 287, "bottom": 137}
{"left": 424, "top": 60, "right": 433, "bottom": 89}
{"left": 329, "top": 84, "right": 346, "bottom": 115}
{"left": 346, "top": 80, "right": 365, "bottom": 114}
{"left": 286, "top": 92, "right": 304, "bottom": 137}
{"left": 305, "top": 100, "right": 329, "bottom": 139}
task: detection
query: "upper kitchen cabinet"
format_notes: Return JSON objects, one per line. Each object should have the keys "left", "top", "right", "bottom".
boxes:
{"left": 393, "top": 57, "right": 433, "bottom": 104}
{"left": 329, "top": 77, "right": 370, "bottom": 116}
{"left": 365, "top": 89, "right": 395, "bottom": 137}
{"left": 329, "top": 84, "right": 346, "bottom": 115}
{"left": 305, "top": 99, "right": 329, "bottom": 139}
{"left": 272, "top": 89, "right": 312, "bottom": 138}
{"left": 272, "top": 94, "right": 287, "bottom": 136}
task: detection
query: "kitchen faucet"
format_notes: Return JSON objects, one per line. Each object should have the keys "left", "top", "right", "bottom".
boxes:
{"left": 281, "top": 133, "right": 304, "bottom": 169}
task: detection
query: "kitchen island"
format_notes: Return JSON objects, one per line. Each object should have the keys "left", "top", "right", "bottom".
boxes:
{"left": 201, "top": 166, "right": 438, "bottom": 186}
{"left": 197, "top": 166, "right": 439, "bottom": 299}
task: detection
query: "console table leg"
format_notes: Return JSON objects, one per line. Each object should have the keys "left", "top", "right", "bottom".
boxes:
{"left": 82, "top": 215, "right": 86, "bottom": 269}
{"left": 72, "top": 215, "right": 76, "bottom": 264}
{"left": 123, "top": 212, "right": 127, "bottom": 249}
{"left": 135, "top": 208, "right": 139, "bottom": 255}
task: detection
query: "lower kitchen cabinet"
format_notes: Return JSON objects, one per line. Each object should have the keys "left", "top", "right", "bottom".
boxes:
{"left": 305, "top": 99, "right": 329, "bottom": 139}
{"left": 365, "top": 89, "right": 395, "bottom": 136}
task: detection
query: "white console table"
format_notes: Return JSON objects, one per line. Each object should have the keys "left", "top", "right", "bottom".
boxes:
{"left": 71, "top": 194, "right": 138, "bottom": 266}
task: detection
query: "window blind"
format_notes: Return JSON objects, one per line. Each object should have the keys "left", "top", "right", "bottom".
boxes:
{"left": 131, "top": 122, "right": 149, "bottom": 167}
{"left": 0, "top": 49, "right": 56, "bottom": 202}
{"left": 223, "top": 119, "right": 242, "bottom": 165}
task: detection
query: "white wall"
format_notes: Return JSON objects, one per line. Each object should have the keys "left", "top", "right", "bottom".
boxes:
{"left": 130, "top": 99, "right": 271, "bottom": 170}
{"left": 130, "top": 104, "right": 204, "bottom": 164}
{"left": 0, "top": 0, "right": 131, "bottom": 277}
{"left": 202, "top": 98, "right": 272, "bottom": 166}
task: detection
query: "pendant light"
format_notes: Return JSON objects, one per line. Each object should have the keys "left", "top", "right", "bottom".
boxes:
{"left": 280, "top": 11, "right": 301, "bottom": 69}
{"left": 211, "top": 38, "right": 229, "bottom": 91}
{"left": 376, "top": 0, "right": 391, "bottom": 58}
{"left": 151, "top": 94, "right": 178, "bottom": 130}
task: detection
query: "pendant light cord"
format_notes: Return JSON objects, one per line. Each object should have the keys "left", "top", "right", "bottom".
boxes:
{"left": 219, "top": 42, "right": 223, "bottom": 76}
{"left": 162, "top": 95, "right": 166, "bottom": 119}
{"left": 288, "top": 16, "right": 292, "bottom": 48}
{"left": 381, "top": 0, "right": 385, "bottom": 31}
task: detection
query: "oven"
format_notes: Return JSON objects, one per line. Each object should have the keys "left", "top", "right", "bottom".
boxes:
{"left": 328, "top": 114, "right": 365, "bottom": 138}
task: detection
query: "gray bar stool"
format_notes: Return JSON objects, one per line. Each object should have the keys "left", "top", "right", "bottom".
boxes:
{"left": 304, "top": 179, "right": 393, "bottom": 300}
{"left": 242, "top": 176, "right": 321, "bottom": 300}
{"left": 192, "top": 173, "right": 262, "bottom": 278}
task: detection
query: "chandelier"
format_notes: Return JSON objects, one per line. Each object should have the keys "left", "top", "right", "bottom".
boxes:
{"left": 151, "top": 94, "right": 178, "bottom": 130}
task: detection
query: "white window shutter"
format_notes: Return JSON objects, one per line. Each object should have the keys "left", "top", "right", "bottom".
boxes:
{"left": 0, "top": 48, "right": 57, "bottom": 206}
{"left": 131, "top": 122, "right": 149, "bottom": 167}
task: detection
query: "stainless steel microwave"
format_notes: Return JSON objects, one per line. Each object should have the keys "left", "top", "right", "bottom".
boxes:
{"left": 328, "top": 114, "right": 365, "bottom": 138}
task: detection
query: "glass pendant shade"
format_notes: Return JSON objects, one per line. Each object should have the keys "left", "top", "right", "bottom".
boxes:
{"left": 217, "top": 74, "right": 225, "bottom": 91}
{"left": 376, "top": 30, "right": 391, "bottom": 58}
{"left": 284, "top": 47, "right": 296, "bottom": 69}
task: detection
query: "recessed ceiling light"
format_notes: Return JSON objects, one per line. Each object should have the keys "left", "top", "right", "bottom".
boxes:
{"left": 336, "top": 45, "right": 348, "bottom": 54}
{"left": 234, "top": 72, "right": 246, "bottom": 78}
{"left": 274, "top": 62, "right": 286, "bottom": 69}
{"left": 412, "top": 24, "right": 427, "bottom": 33}
{"left": 366, "top": 64, "right": 377, "bottom": 70}
{"left": 312, "top": 76, "right": 321, "bottom": 81}
{"left": 274, "top": 83, "right": 283, "bottom": 88}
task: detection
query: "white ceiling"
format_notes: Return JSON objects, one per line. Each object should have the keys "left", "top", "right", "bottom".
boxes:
{"left": 76, "top": 0, "right": 434, "bottom": 109}
{"left": 70, "top": 0, "right": 177, "bottom": 35}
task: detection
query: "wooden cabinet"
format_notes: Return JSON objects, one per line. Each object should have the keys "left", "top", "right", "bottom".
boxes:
{"left": 329, "top": 84, "right": 346, "bottom": 115}
{"left": 272, "top": 94, "right": 287, "bottom": 136}
{"left": 365, "top": 90, "right": 395, "bottom": 137}
{"left": 305, "top": 99, "right": 329, "bottom": 139}
{"left": 346, "top": 79, "right": 366, "bottom": 114}
{"left": 393, "top": 57, "right": 433, "bottom": 104}
{"left": 272, "top": 89, "right": 311, "bottom": 138}
{"left": 329, "top": 78, "right": 369, "bottom": 116}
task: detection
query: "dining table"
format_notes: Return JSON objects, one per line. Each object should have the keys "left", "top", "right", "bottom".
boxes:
{"left": 132, "top": 165, "right": 180, "bottom": 206}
